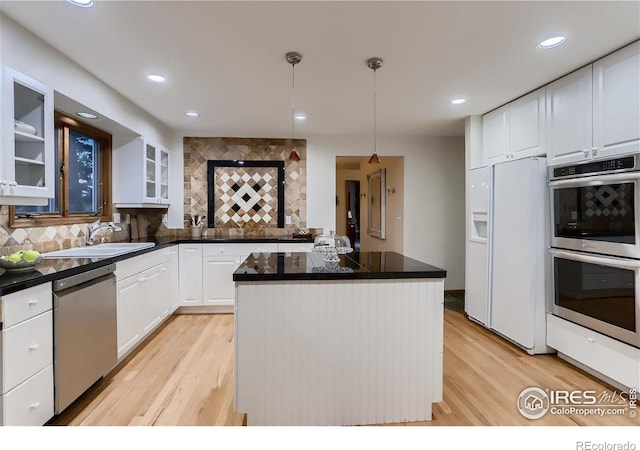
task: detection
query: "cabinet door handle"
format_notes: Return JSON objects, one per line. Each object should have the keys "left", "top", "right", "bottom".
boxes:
{"left": 587, "top": 337, "right": 595, "bottom": 343}
{"left": 162, "top": 267, "right": 168, "bottom": 271}
{"left": 583, "top": 150, "right": 590, "bottom": 158}
{"left": 9, "top": 181, "right": 17, "bottom": 187}
{"left": 28, "top": 299, "right": 39, "bottom": 306}
{"left": 29, "top": 402, "right": 41, "bottom": 410}
{"left": 139, "top": 276, "right": 146, "bottom": 283}
{"left": 592, "top": 147, "right": 598, "bottom": 157}
{"left": 28, "top": 344, "right": 40, "bottom": 351}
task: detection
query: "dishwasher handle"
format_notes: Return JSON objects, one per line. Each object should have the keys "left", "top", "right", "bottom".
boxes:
{"left": 53, "top": 263, "right": 116, "bottom": 292}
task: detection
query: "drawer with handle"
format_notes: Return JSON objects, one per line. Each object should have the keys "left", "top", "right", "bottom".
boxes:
{"left": 1, "top": 310, "right": 53, "bottom": 394}
{"left": 1, "top": 282, "right": 52, "bottom": 328}
{"left": 1, "top": 365, "right": 53, "bottom": 426}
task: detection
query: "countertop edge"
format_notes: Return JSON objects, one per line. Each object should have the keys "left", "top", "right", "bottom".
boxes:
{"left": 0, "top": 237, "right": 314, "bottom": 295}
{"left": 233, "top": 271, "right": 447, "bottom": 282}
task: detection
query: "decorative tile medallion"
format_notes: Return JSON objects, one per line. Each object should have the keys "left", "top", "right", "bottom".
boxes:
{"left": 208, "top": 160, "right": 285, "bottom": 228}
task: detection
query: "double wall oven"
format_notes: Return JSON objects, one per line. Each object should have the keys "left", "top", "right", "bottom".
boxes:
{"left": 549, "top": 154, "right": 640, "bottom": 348}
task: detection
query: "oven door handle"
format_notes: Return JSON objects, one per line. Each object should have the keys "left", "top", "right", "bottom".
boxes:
{"left": 550, "top": 249, "right": 640, "bottom": 270}
{"left": 548, "top": 171, "right": 640, "bottom": 188}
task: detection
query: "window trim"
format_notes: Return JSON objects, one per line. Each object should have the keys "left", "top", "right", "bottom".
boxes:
{"left": 10, "top": 111, "right": 113, "bottom": 228}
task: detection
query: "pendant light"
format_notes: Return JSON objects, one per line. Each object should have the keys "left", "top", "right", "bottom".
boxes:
{"left": 286, "top": 51, "right": 302, "bottom": 162}
{"left": 367, "top": 57, "right": 383, "bottom": 164}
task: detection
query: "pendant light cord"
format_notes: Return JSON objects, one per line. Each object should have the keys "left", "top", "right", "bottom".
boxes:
{"left": 373, "top": 67, "right": 377, "bottom": 154}
{"left": 291, "top": 63, "right": 295, "bottom": 140}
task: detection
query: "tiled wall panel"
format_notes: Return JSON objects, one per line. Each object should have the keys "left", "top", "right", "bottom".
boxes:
{"left": 184, "top": 137, "right": 306, "bottom": 234}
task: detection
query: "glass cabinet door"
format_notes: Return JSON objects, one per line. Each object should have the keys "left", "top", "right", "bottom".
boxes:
{"left": 159, "top": 148, "right": 169, "bottom": 203}
{"left": 2, "top": 66, "right": 54, "bottom": 201}
{"left": 145, "top": 143, "right": 157, "bottom": 200}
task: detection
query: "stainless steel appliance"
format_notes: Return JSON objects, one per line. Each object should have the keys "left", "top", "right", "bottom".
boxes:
{"left": 53, "top": 264, "right": 117, "bottom": 414}
{"left": 549, "top": 154, "right": 640, "bottom": 349}
{"left": 549, "top": 153, "right": 640, "bottom": 258}
{"left": 550, "top": 249, "right": 639, "bottom": 348}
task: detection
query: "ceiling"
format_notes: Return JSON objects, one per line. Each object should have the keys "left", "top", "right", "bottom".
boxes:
{"left": 1, "top": 1, "right": 639, "bottom": 138}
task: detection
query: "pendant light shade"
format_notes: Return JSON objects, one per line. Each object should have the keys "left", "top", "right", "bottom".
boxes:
{"left": 286, "top": 51, "right": 302, "bottom": 162}
{"left": 288, "top": 150, "right": 301, "bottom": 162}
{"left": 367, "top": 57, "right": 383, "bottom": 164}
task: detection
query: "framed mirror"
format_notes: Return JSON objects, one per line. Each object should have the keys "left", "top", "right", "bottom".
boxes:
{"left": 367, "top": 168, "right": 386, "bottom": 240}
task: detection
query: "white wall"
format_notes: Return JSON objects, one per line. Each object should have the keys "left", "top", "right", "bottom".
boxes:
{"left": 307, "top": 135, "right": 465, "bottom": 289}
{"left": 0, "top": 14, "right": 184, "bottom": 227}
{"left": 359, "top": 156, "right": 404, "bottom": 253}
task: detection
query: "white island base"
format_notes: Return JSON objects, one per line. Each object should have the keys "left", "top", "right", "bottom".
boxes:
{"left": 234, "top": 278, "right": 444, "bottom": 426}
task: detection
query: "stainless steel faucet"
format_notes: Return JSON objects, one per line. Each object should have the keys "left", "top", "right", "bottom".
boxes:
{"left": 86, "top": 218, "right": 122, "bottom": 246}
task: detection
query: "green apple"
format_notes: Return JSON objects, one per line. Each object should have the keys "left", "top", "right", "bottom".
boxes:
{"left": 22, "top": 250, "right": 40, "bottom": 262}
{"left": 5, "top": 251, "right": 23, "bottom": 262}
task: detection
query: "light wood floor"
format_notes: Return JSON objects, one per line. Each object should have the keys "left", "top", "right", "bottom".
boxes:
{"left": 51, "top": 309, "right": 638, "bottom": 426}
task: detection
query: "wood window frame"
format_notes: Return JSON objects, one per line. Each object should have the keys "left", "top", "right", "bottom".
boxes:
{"left": 9, "top": 111, "right": 113, "bottom": 227}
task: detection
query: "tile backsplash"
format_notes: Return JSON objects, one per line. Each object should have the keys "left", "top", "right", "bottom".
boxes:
{"left": 0, "top": 206, "right": 171, "bottom": 256}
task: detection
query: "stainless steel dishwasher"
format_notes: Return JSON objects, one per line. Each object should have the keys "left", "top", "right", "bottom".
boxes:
{"left": 53, "top": 263, "right": 117, "bottom": 414}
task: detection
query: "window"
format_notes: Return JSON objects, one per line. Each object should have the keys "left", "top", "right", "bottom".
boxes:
{"left": 11, "top": 112, "right": 112, "bottom": 226}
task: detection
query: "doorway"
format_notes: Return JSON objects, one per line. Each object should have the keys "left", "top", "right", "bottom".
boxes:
{"left": 336, "top": 155, "right": 404, "bottom": 253}
{"left": 345, "top": 180, "right": 360, "bottom": 250}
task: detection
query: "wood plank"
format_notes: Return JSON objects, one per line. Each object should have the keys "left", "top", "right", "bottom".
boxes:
{"left": 51, "top": 310, "right": 639, "bottom": 426}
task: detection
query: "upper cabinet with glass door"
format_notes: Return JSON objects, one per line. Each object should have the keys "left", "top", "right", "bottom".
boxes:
{"left": 0, "top": 66, "right": 54, "bottom": 205}
{"left": 113, "top": 136, "right": 170, "bottom": 208}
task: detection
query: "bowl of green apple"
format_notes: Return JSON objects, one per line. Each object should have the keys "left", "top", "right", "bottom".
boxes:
{"left": 0, "top": 250, "right": 43, "bottom": 272}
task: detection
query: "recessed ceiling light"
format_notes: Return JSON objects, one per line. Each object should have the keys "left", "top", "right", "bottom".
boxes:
{"left": 184, "top": 111, "right": 200, "bottom": 118}
{"left": 537, "top": 36, "right": 567, "bottom": 49}
{"left": 450, "top": 98, "right": 467, "bottom": 105}
{"left": 67, "top": 0, "right": 94, "bottom": 7}
{"left": 146, "top": 74, "right": 166, "bottom": 83}
{"left": 77, "top": 112, "right": 98, "bottom": 119}
{"left": 294, "top": 113, "right": 307, "bottom": 121}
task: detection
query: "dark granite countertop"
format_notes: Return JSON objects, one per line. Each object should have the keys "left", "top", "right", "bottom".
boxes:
{"left": 233, "top": 251, "right": 447, "bottom": 281}
{"left": 0, "top": 235, "right": 314, "bottom": 295}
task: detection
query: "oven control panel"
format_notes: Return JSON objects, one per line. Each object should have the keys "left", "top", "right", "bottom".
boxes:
{"left": 551, "top": 155, "right": 637, "bottom": 179}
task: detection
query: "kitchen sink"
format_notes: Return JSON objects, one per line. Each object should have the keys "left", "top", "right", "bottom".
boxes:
{"left": 43, "top": 242, "right": 155, "bottom": 259}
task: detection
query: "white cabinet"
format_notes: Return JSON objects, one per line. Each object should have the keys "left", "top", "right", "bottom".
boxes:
{"left": 115, "top": 274, "right": 142, "bottom": 359}
{"left": 546, "top": 66, "right": 594, "bottom": 166}
{"left": 202, "top": 256, "right": 242, "bottom": 306}
{"left": 0, "top": 283, "right": 54, "bottom": 426}
{"left": 510, "top": 88, "right": 546, "bottom": 159}
{"left": 179, "top": 242, "right": 281, "bottom": 308}
{"left": 200, "top": 243, "right": 277, "bottom": 307}
{"left": 277, "top": 242, "right": 314, "bottom": 252}
{"left": 0, "top": 66, "right": 55, "bottom": 205}
{"left": 482, "top": 87, "right": 545, "bottom": 166}
{"left": 115, "top": 248, "right": 172, "bottom": 360}
{"left": 140, "top": 262, "right": 170, "bottom": 335}
{"left": 592, "top": 41, "right": 640, "bottom": 159}
{"left": 179, "top": 244, "right": 203, "bottom": 306}
{"left": 547, "top": 41, "right": 640, "bottom": 166}
{"left": 482, "top": 105, "right": 509, "bottom": 165}
{"left": 163, "top": 247, "right": 179, "bottom": 312}
{"left": 547, "top": 314, "right": 640, "bottom": 390}
{"left": 113, "top": 136, "right": 170, "bottom": 208}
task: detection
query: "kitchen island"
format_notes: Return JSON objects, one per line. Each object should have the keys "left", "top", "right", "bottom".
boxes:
{"left": 233, "top": 251, "right": 446, "bottom": 426}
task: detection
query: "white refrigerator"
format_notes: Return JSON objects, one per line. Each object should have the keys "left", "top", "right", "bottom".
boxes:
{"left": 490, "top": 156, "right": 550, "bottom": 354}
{"left": 465, "top": 166, "right": 491, "bottom": 326}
